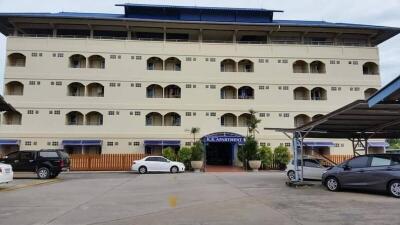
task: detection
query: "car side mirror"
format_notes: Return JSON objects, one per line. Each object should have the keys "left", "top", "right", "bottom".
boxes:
{"left": 343, "top": 165, "right": 351, "bottom": 171}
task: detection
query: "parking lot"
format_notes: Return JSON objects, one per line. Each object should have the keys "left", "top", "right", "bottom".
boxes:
{"left": 0, "top": 172, "right": 399, "bottom": 225}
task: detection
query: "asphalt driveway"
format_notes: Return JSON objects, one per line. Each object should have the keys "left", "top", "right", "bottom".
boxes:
{"left": 0, "top": 172, "right": 399, "bottom": 225}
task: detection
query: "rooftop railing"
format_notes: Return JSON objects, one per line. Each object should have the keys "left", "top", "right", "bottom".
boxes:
{"left": 8, "top": 34, "right": 371, "bottom": 47}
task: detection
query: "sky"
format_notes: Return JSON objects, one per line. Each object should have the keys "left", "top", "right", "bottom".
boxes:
{"left": 0, "top": 0, "right": 399, "bottom": 93}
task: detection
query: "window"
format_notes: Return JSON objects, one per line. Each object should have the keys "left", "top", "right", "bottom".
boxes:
{"left": 39, "top": 152, "right": 59, "bottom": 158}
{"left": 210, "top": 85, "right": 216, "bottom": 89}
{"left": 133, "top": 142, "right": 140, "bottom": 146}
{"left": 8, "top": 53, "right": 26, "bottom": 67}
{"left": 347, "top": 156, "right": 369, "bottom": 168}
{"left": 185, "top": 142, "right": 192, "bottom": 146}
{"left": 54, "top": 110, "right": 60, "bottom": 115}
{"left": 135, "top": 83, "right": 141, "bottom": 88}
{"left": 107, "top": 142, "right": 114, "bottom": 146}
{"left": 135, "top": 111, "right": 141, "bottom": 116}
{"left": 108, "top": 111, "right": 115, "bottom": 116}
{"left": 52, "top": 141, "right": 58, "bottom": 146}
{"left": 145, "top": 157, "right": 158, "bottom": 161}
{"left": 186, "top": 112, "right": 192, "bottom": 116}
{"left": 210, "top": 112, "right": 216, "bottom": 117}
{"left": 27, "top": 110, "right": 34, "bottom": 114}
{"left": 25, "top": 141, "right": 32, "bottom": 146}
{"left": 370, "top": 156, "right": 391, "bottom": 167}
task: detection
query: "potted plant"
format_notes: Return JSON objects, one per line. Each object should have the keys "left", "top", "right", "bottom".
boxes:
{"left": 244, "top": 136, "right": 261, "bottom": 171}
{"left": 190, "top": 141, "right": 203, "bottom": 172}
{"left": 274, "top": 145, "right": 290, "bottom": 170}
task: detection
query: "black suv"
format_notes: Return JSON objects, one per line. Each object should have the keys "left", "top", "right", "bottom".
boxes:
{"left": 0, "top": 150, "right": 70, "bottom": 179}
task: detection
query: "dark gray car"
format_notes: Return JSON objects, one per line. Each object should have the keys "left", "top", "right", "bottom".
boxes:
{"left": 322, "top": 154, "right": 400, "bottom": 197}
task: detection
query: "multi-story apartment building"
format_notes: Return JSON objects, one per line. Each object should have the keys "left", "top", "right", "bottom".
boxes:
{"left": 0, "top": 4, "right": 398, "bottom": 166}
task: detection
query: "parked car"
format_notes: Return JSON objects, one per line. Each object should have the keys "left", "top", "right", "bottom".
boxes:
{"left": 322, "top": 154, "right": 400, "bottom": 198}
{"left": 286, "top": 157, "right": 328, "bottom": 180}
{"left": 0, "top": 163, "right": 13, "bottom": 184}
{"left": 132, "top": 156, "right": 185, "bottom": 174}
{"left": 0, "top": 150, "right": 70, "bottom": 179}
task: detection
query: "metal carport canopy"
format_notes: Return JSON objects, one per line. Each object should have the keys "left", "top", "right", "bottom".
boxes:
{"left": 270, "top": 100, "right": 400, "bottom": 139}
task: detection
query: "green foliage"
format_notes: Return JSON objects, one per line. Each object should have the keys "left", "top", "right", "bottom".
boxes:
{"left": 243, "top": 136, "right": 259, "bottom": 161}
{"left": 274, "top": 145, "right": 290, "bottom": 166}
{"left": 162, "top": 147, "right": 177, "bottom": 161}
{"left": 388, "top": 139, "right": 400, "bottom": 149}
{"left": 258, "top": 146, "right": 273, "bottom": 168}
{"left": 191, "top": 141, "right": 203, "bottom": 161}
{"left": 247, "top": 109, "right": 261, "bottom": 137}
{"left": 178, "top": 147, "right": 192, "bottom": 168}
{"left": 190, "top": 127, "right": 200, "bottom": 142}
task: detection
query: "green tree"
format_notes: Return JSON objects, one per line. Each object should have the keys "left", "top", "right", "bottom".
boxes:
{"left": 274, "top": 145, "right": 291, "bottom": 170}
{"left": 178, "top": 147, "right": 192, "bottom": 168}
{"left": 190, "top": 127, "right": 200, "bottom": 142}
{"left": 247, "top": 109, "right": 261, "bottom": 138}
{"left": 191, "top": 141, "right": 204, "bottom": 161}
{"left": 162, "top": 147, "right": 177, "bottom": 161}
{"left": 388, "top": 139, "right": 400, "bottom": 149}
{"left": 259, "top": 146, "right": 273, "bottom": 169}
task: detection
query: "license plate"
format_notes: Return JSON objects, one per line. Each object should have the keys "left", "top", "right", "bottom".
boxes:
{"left": 5, "top": 168, "right": 11, "bottom": 174}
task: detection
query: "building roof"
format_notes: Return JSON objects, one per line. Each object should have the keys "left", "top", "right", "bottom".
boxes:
{"left": 0, "top": 4, "right": 399, "bottom": 45}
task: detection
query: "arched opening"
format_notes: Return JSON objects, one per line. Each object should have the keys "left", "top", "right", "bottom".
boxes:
{"left": 67, "top": 82, "right": 85, "bottom": 96}
{"left": 164, "top": 85, "right": 181, "bottom": 98}
{"left": 85, "top": 111, "right": 103, "bottom": 125}
{"left": 3, "top": 111, "right": 22, "bottom": 125}
{"left": 7, "top": 53, "right": 26, "bottom": 67}
{"left": 88, "top": 55, "right": 105, "bottom": 69}
{"left": 238, "top": 86, "right": 254, "bottom": 99}
{"left": 86, "top": 83, "right": 104, "bottom": 97}
{"left": 220, "top": 59, "right": 237, "bottom": 72}
{"left": 293, "top": 60, "right": 309, "bottom": 73}
{"left": 147, "top": 57, "right": 163, "bottom": 70}
{"left": 310, "top": 61, "right": 326, "bottom": 73}
{"left": 311, "top": 87, "right": 327, "bottom": 100}
{"left": 66, "top": 111, "right": 84, "bottom": 125}
{"left": 238, "top": 113, "right": 251, "bottom": 127}
{"left": 164, "top": 57, "right": 181, "bottom": 71}
{"left": 364, "top": 88, "right": 378, "bottom": 99}
{"left": 69, "top": 54, "right": 86, "bottom": 68}
{"left": 5, "top": 81, "right": 24, "bottom": 95}
{"left": 294, "top": 114, "right": 311, "bottom": 127}
{"left": 363, "top": 62, "right": 379, "bottom": 75}
{"left": 146, "top": 84, "right": 163, "bottom": 98}
{"left": 293, "top": 87, "right": 310, "bottom": 100}
{"left": 145, "top": 112, "right": 163, "bottom": 126}
{"left": 238, "top": 59, "right": 254, "bottom": 72}
{"left": 312, "top": 114, "right": 324, "bottom": 121}
{"left": 164, "top": 112, "right": 181, "bottom": 126}
{"left": 221, "top": 113, "right": 237, "bottom": 127}
{"left": 220, "top": 86, "right": 237, "bottom": 99}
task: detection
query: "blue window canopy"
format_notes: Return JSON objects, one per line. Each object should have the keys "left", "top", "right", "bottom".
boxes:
{"left": 202, "top": 132, "right": 245, "bottom": 144}
{"left": 368, "top": 141, "right": 389, "bottom": 148}
{"left": 62, "top": 140, "right": 102, "bottom": 146}
{"left": 0, "top": 139, "right": 20, "bottom": 145}
{"left": 144, "top": 140, "right": 180, "bottom": 146}
{"left": 303, "top": 141, "right": 335, "bottom": 147}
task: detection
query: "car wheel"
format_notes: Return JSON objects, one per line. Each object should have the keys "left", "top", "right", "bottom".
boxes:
{"left": 325, "top": 177, "right": 340, "bottom": 192}
{"left": 389, "top": 180, "right": 400, "bottom": 198}
{"left": 170, "top": 166, "right": 179, "bottom": 173}
{"left": 37, "top": 167, "right": 50, "bottom": 179}
{"left": 287, "top": 170, "right": 296, "bottom": 181}
{"left": 138, "top": 166, "right": 147, "bottom": 174}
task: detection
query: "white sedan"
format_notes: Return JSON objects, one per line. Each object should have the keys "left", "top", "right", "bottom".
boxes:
{"left": 286, "top": 158, "right": 328, "bottom": 180}
{"left": 0, "top": 163, "right": 13, "bottom": 184}
{"left": 132, "top": 156, "right": 185, "bottom": 174}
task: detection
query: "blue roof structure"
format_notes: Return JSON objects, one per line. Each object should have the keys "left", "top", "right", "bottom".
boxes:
{"left": 368, "top": 75, "right": 400, "bottom": 107}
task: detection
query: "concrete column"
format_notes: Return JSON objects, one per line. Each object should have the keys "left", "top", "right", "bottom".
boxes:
{"left": 52, "top": 28, "right": 57, "bottom": 37}
{"left": 233, "top": 30, "right": 237, "bottom": 43}
{"left": 90, "top": 29, "right": 94, "bottom": 38}
{"left": 198, "top": 29, "right": 203, "bottom": 42}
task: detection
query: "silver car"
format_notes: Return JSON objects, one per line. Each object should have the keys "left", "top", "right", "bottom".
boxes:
{"left": 322, "top": 154, "right": 400, "bottom": 198}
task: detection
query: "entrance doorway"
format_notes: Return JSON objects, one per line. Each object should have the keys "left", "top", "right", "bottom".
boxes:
{"left": 206, "top": 142, "right": 233, "bottom": 166}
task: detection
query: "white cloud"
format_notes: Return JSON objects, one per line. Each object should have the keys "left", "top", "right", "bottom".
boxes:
{"left": 0, "top": 0, "right": 399, "bottom": 93}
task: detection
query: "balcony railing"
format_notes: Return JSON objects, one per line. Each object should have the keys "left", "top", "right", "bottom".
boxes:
{"left": 9, "top": 34, "right": 372, "bottom": 47}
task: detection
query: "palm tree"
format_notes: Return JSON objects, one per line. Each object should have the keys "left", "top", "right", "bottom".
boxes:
{"left": 190, "top": 127, "right": 200, "bottom": 142}
{"left": 247, "top": 109, "right": 261, "bottom": 138}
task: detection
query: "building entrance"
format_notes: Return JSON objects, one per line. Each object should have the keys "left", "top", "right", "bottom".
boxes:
{"left": 206, "top": 142, "right": 233, "bottom": 165}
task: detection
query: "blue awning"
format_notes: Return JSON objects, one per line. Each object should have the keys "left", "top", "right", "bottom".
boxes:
{"left": 303, "top": 141, "right": 335, "bottom": 147}
{"left": 0, "top": 139, "right": 20, "bottom": 145}
{"left": 368, "top": 141, "right": 389, "bottom": 148}
{"left": 144, "top": 140, "right": 180, "bottom": 146}
{"left": 62, "top": 140, "right": 102, "bottom": 146}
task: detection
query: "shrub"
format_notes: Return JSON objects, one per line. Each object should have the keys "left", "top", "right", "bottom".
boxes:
{"left": 191, "top": 141, "right": 203, "bottom": 161}
{"left": 178, "top": 147, "right": 192, "bottom": 168}
{"left": 162, "top": 147, "right": 177, "bottom": 161}
{"left": 259, "top": 146, "right": 273, "bottom": 169}
{"left": 237, "top": 136, "right": 259, "bottom": 169}
{"left": 274, "top": 145, "right": 291, "bottom": 170}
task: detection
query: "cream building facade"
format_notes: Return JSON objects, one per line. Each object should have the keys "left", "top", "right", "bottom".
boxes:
{"left": 0, "top": 4, "right": 398, "bottom": 165}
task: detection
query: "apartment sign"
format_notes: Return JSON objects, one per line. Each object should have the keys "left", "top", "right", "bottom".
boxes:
{"left": 205, "top": 136, "right": 245, "bottom": 144}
